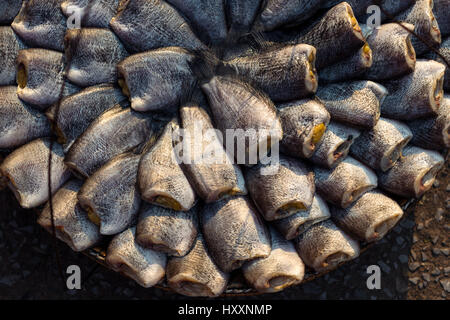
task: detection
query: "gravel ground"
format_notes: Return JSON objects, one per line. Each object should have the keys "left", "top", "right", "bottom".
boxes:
{"left": 0, "top": 158, "right": 448, "bottom": 300}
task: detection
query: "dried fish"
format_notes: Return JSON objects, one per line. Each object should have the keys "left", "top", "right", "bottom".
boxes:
{"left": 61, "top": 0, "right": 120, "bottom": 28}
{"left": 433, "top": 0, "right": 450, "bottom": 36}
{"left": 226, "top": 0, "right": 262, "bottom": 35}
{"left": 0, "top": 0, "right": 22, "bottom": 25}
{"left": 0, "top": 26, "right": 27, "bottom": 86}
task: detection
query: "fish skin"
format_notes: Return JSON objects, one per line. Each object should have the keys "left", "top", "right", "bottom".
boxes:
{"left": 106, "top": 227, "right": 167, "bottom": 288}
{"left": 38, "top": 179, "right": 102, "bottom": 251}
{"left": 295, "top": 219, "right": 360, "bottom": 272}
{"left": 202, "top": 196, "right": 271, "bottom": 272}
{"left": 395, "top": 0, "right": 441, "bottom": 55}
{"left": 0, "top": 0, "right": 22, "bottom": 25}
{"left": 12, "top": 0, "right": 67, "bottom": 52}
{"left": 61, "top": 0, "right": 120, "bottom": 28}
{"left": 0, "top": 86, "right": 51, "bottom": 149}
{"left": 136, "top": 203, "right": 198, "bottom": 257}
{"left": 226, "top": 0, "right": 262, "bottom": 35}
{"left": 0, "top": 138, "right": 71, "bottom": 209}
{"left": 65, "top": 28, "right": 129, "bottom": 87}
{"left": 65, "top": 104, "right": 155, "bottom": 178}
{"left": 314, "top": 156, "right": 378, "bottom": 208}
{"left": 117, "top": 47, "right": 196, "bottom": 113}
{"left": 110, "top": 0, "right": 206, "bottom": 53}
{"left": 245, "top": 155, "right": 315, "bottom": 221}
{"left": 0, "top": 27, "right": 27, "bottom": 86}
{"left": 138, "top": 121, "right": 196, "bottom": 212}
{"left": 424, "top": 37, "right": 450, "bottom": 91}
{"left": 381, "top": 60, "right": 446, "bottom": 120}
{"left": 16, "top": 48, "right": 80, "bottom": 110}
{"left": 225, "top": 43, "right": 318, "bottom": 102}
{"left": 350, "top": 118, "right": 413, "bottom": 172}
{"left": 78, "top": 153, "right": 141, "bottom": 235}
{"left": 378, "top": 145, "right": 445, "bottom": 198}
{"left": 278, "top": 98, "right": 330, "bottom": 159}
{"left": 179, "top": 103, "right": 247, "bottom": 203}
{"left": 242, "top": 227, "right": 305, "bottom": 293}
{"left": 200, "top": 75, "right": 283, "bottom": 166}
{"left": 408, "top": 94, "right": 450, "bottom": 150}
{"left": 433, "top": 0, "right": 450, "bottom": 36}
{"left": 379, "top": 0, "right": 416, "bottom": 21}
{"left": 49, "top": 84, "right": 126, "bottom": 152}
{"left": 166, "top": 233, "right": 229, "bottom": 297}
{"left": 330, "top": 189, "right": 404, "bottom": 243}
{"left": 272, "top": 195, "right": 331, "bottom": 241}
{"left": 364, "top": 23, "right": 417, "bottom": 81}
{"left": 310, "top": 121, "right": 361, "bottom": 169}
{"left": 316, "top": 80, "right": 386, "bottom": 129}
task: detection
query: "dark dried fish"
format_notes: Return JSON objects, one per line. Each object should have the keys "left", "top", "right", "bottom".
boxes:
{"left": 61, "top": 0, "right": 120, "bottom": 28}
{"left": 0, "top": 27, "right": 27, "bottom": 86}
{"left": 0, "top": 0, "right": 22, "bottom": 25}
{"left": 424, "top": 37, "right": 450, "bottom": 91}
{"left": 433, "top": 0, "right": 450, "bottom": 36}
{"left": 226, "top": 0, "right": 262, "bottom": 35}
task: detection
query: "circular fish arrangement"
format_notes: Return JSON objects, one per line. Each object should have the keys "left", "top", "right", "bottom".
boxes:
{"left": 0, "top": 0, "right": 449, "bottom": 297}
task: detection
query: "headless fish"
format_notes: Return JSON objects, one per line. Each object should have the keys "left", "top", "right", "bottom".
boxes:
{"left": 0, "top": 86, "right": 51, "bottom": 149}
{"left": 61, "top": 0, "right": 120, "bottom": 28}
{"left": 106, "top": 227, "right": 167, "bottom": 288}
{"left": 226, "top": 0, "right": 262, "bottom": 35}
{"left": 314, "top": 156, "right": 378, "bottom": 208}
{"left": 350, "top": 118, "right": 413, "bottom": 172}
{"left": 278, "top": 98, "right": 330, "bottom": 159}
{"left": 65, "top": 104, "right": 155, "bottom": 178}
{"left": 138, "top": 121, "right": 196, "bottom": 211}
{"left": 166, "top": 233, "right": 229, "bottom": 297}
{"left": 0, "top": 138, "right": 71, "bottom": 208}
{"left": 117, "top": 47, "right": 196, "bottom": 113}
{"left": 378, "top": 145, "right": 445, "bottom": 198}
{"left": 433, "top": 0, "right": 450, "bottom": 36}
{"left": 0, "top": 0, "right": 22, "bottom": 25}
{"left": 225, "top": 43, "right": 318, "bottom": 102}
{"left": 245, "top": 156, "right": 315, "bottom": 221}
{"left": 110, "top": 0, "right": 206, "bottom": 53}
{"left": 295, "top": 219, "right": 360, "bottom": 272}
{"left": 272, "top": 195, "right": 331, "bottom": 241}
{"left": 364, "top": 23, "right": 417, "bottom": 81}
{"left": 136, "top": 203, "right": 198, "bottom": 257}
{"left": 0, "top": 27, "right": 27, "bottom": 86}
{"left": 381, "top": 60, "right": 445, "bottom": 120}
{"left": 78, "top": 153, "right": 141, "bottom": 235}
{"left": 202, "top": 196, "right": 271, "bottom": 272}
{"left": 12, "top": 0, "right": 67, "bottom": 52}
{"left": 179, "top": 102, "right": 247, "bottom": 203}
{"left": 316, "top": 80, "right": 386, "bottom": 129}
{"left": 330, "top": 190, "right": 404, "bottom": 243}
{"left": 38, "top": 179, "right": 102, "bottom": 251}
{"left": 16, "top": 48, "right": 80, "bottom": 110}
{"left": 242, "top": 227, "right": 305, "bottom": 293}
{"left": 48, "top": 84, "right": 126, "bottom": 151}
{"left": 310, "top": 121, "right": 361, "bottom": 169}
{"left": 424, "top": 37, "right": 450, "bottom": 91}
{"left": 65, "top": 28, "right": 129, "bottom": 87}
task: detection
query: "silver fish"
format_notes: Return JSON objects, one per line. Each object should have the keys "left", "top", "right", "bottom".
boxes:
{"left": 61, "top": 0, "right": 120, "bottom": 28}
{"left": 0, "top": 0, "right": 22, "bottom": 25}
{"left": 0, "top": 27, "right": 27, "bottom": 86}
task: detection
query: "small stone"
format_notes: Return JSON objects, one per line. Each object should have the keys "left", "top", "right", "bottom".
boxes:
{"left": 422, "top": 273, "right": 431, "bottom": 282}
{"left": 440, "top": 279, "right": 450, "bottom": 293}
{"left": 442, "top": 292, "right": 447, "bottom": 299}
{"left": 411, "top": 250, "right": 418, "bottom": 260}
{"left": 431, "top": 268, "right": 441, "bottom": 276}
{"left": 417, "top": 223, "right": 424, "bottom": 231}
{"left": 445, "top": 224, "right": 450, "bottom": 232}
{"left": 409, "top": 277, "right": 420, "bottom": 285}
{"left": 398, "top": 254, "right": 408, "bottom": 264}
{"left": 444, "top": 267, "right": 450, "bottom": 274}
{"left": 418, "top": 282, "right": 424, "bottom": 289}
{"left": 431, "top": 235, "right": 439, "bottom": 244}
{"left": 446, "top": 184, "right": 450, "bottom": 192}
{"left": 432, "top": 248, "right": 441, "bottom": 256}
{"left": 435, "top": 208, "right": 444, "bottom": 222}
{"left": 421, "top": 252, "right": 429, "bottom": 262}
{"left": 433, "top": 180, "right": 440, "bottom": 188}
{"left": 424, "top": 219, "right": 433, "bottom": 228}
{"left": 441, "top": 248, "right": 449, "bottom": 256}
{"left": 413, "top": 234, "right": 419, "bottom": 244}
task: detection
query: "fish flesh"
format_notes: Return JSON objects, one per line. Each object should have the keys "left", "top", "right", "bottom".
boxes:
{"left": 0, "top": 86, "right": 51, "bottom": 149}
{"left": 179, "top": 102, "right": 247, "bottom": 203}
{"left": 106, "top": 227, "right": 167, "bottom": 288}
{"left": 38, "top": 179, "right": 102, "bottom": 251}
{"left": 242, "top": 227, "right": 305, "bottom": 293}
{"left": 136, "top": 203, "right": 198, "bottom": 257}
{"left": 433, "top": 0, "right": 450, "bottom": 36}
{"left": 0, "top": 26, "right": 27, "bottom": 86}
{"left": 316, "top": 80, "right": 386, "bottom": 129}
{"left": 226, "top": 0, "right": 262, "bottom": 35}
{"left": 110, "top": 0, "right": 206, "bottom": 53}
{"left": 364, "top": 23, "right": 417, "bottom": 81}
{"left": 78, "top": 153, "right": 141, "bottom": 235}
{"left": 314, "top": 156, "right": 378, "bottom": 208}
{"left": 350, "top": 118, "right": 413, "bottom": 172}
{"left": 138, "top": 121, "right": 196, "bottom": 211}
{"left": 310, "top": 121, "right": 361, "bottom": 169}
{"left": 378, "top": 145, "right": 445, "bottom": 198}
{"left": 166, "top": 233, "right": 229, "bottom": 297}
{"left": 16, "top": 48, "right": 80, "bottom": 110}
{"left": 295, "top": 219, "right": 360, "bottom": 272}
{"left": 202, "top": 196, "right": 271, "bottom": 272}
{"left": 117, "top": 47, "right": 196, "bottom": 113}
{"left": 272, "top": 195, "right": 331, "bottom": 241}
{"left": 278, "top": 98, "right": 330, "bottom": 159}
{"left": 0, "top": 0, "right": 22, "bottom": 25}
{"left": 381, "top": 60, "right": 445, "bottom": 120}
{"left": 61, "top": 0, "right": 120, "bottom": 28}
{"left": 330, "top": 189, "right": 404, "bottom": 243}
{"left": 245, "top": 155, "right": 315, "bottom": 221}
{"left": 65, "top": 103, "right": 155, "bottom": 178}
{"left": 65, "top": 28, "right": 129, "bottom": 87}
{"left": 0, "top": 138, "right": 71, "bottom": 208}
{"left": 12, "top": 0, "right": 67, "bottom": 52}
